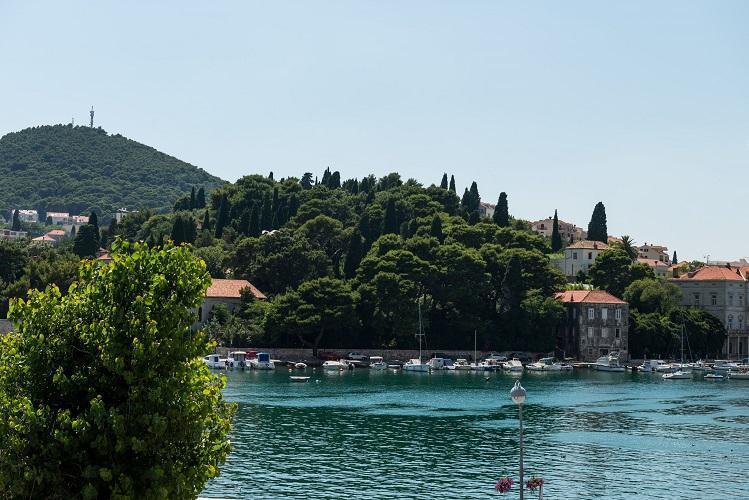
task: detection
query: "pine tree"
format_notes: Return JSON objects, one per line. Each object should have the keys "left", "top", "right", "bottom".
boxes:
{"left": 493, "top": 192, "right": 509, "bottom": 227}
{"left": 202, "top": 210, "right": 211, "bottom": 232}
{"left": 430, "top": 214, "right": 443, "bottom": 242}
{"left": 248, "top": 204, "right": 261, "bottom": 237}
{"left": 196, "top": 187, "right": 206, "bottom": 209}
{"left": 587, "top": 202, "right": 608, "bottom": 243}
{"left": 214, "top": 194, "right": 229, "bottom": 238}
{"left": 440, "top": 174, "right": 448, "bottom": 189}
{"left": 343, "top": 230, "right": 364, "bottom": 279}
{"left": 449, "top": 175, "right": 456, "bottom": 192}
{"left": 190, "top": 187, "right": 196, "bottom": 209}
{"left": 260, "top": 192, "right": 272, "bottom": 230}
{"left": 288, "top": 194, "right": 299, "bottom": 219}
{"left": 383, "top": 198, "right": 398, "bottom": 235}
{"left": 672, "top": 250, "right": 678, "bottom": 265}
{"left": 11, "top": 210, "right": 21, "bottom": 231}
{"left": 73, "top": 224, "right": 99, "bottom": 258}
{"left": 551, "top": 209, "right": 562, "bottom": 252}
{"left": 300, "top": 173, "right": 313, "bottom": 190}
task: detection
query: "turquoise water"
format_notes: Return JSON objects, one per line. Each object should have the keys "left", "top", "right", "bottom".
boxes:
{"left": 201, "top": 369, "right": 749, "bottom": 499}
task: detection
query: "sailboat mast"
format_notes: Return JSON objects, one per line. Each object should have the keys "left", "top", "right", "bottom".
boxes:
{"left": 474, "top": 329, "right": 477, "bottom": 367}
{"left": 418, "top": 301, "right": 423, "bottom": 363}
{"left": 681, "top": 324, "right": 685, "bottom": 365}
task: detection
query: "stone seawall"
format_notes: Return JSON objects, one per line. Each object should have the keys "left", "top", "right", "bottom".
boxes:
{"left": 215, "top": 347, "right": 500, "bottom": 363}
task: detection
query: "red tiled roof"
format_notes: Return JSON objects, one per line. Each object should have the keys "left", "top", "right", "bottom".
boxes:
{"left": 567, "top": 240, "right": 609, "bottom": 250}
{"left": 31, "top": 235, "right": 55, "bottom": 242}
{"left": 637, "top": 258, "right": 668, "bottom": 268}
{"left": 555, "top": 290, "right": 627, "bottom": 304}
{"left": 46, "top": 230, "right": 66, "bottom": 236}
{"left": 671, "top": 266, "right": 746, "bottom": 282}
{"left": 206, "top": 279, "right": 266, "bottom": 299}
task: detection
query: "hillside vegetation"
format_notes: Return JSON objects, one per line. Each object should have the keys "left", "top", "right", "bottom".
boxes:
{"left": 0, "top": 124, "right": 224, "bottom": 217}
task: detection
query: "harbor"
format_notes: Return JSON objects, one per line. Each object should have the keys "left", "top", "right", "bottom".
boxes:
{"left": 200, "top": 368, "right": 749, "bottom": 498}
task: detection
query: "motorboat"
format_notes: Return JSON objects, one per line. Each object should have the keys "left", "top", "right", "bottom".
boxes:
{"left": 727, "top": 370, "right": 749, "bottom": 380}
{"left": 713, "top": 360, "right": 740, "bottom": 373}
{"left": 203, "top": 354, "right": 228, "bottom": 369}
{"left": 249, "top": 352, "right": 275, "bottom": 370}
{"left": 691, "top": 360, "right": 713, "bottom": 373}
{"left": 226, "top": 351, "right": 249, "bottom": 369}
{"left": 501, "top": 358, "right": 524, "bottom": 372}
{"left": 290, "top": 376, "right": 311, "bottom": 382}
{"left": 427, "top": 357, "right": 454, "bottom": 370}
{"left": 663, "top": 370, "right": 691, "bottom": 379}
{"left": 704, "top": 373, "right": 724, "bottom": 381}
{"left": 322, "top": 360, "right": 346, "bottom": 371}
{"left": 294, "top": 362, "right": 308, "bottom": 369}
{"left": 403, "top": 358, "right": 430, "bottom": 372}
{"left": 369, "top": 356, "right": 387, "bottom": 370}
{"left": 526, "top": 357, "right": 573, "bottom": 372}
{"left": 638, "top": 359, "right": 670, "bottom": 372}
{"left": 453, "top": 359, "right": 473, "bottom": 371}
{"left": 593, "top": 352, "right": 625, "bottom": 372}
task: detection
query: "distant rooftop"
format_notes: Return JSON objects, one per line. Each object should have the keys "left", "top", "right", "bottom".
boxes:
{"left": 555, "top": 290, "right": 627, "bottom": 304}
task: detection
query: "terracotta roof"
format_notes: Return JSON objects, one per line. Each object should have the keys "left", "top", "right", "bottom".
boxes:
{"left": 637, "top": 258, "right": 668, "bottom": 268}
{"left": 206, "top": 279, "right": 266, "bottom": 299}
{"left": 96, "top": 252, "right": 113, "bottom": 262}
{"left": 46, "top": 229, "right": 66, "bottom": 236}
{"left": 31, "top": 235, "right": 55, "bottom": 242}
{"left": 671, "top": 266, "right": 746, "bottom": 282}
{"left": 567, "top": 240, "right": 609, "bottom": 250}
{"left": 555, "top": 290, "right": 627, "bottom": 304}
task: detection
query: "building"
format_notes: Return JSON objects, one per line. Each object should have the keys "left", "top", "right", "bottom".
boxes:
{"left": 0, "top": 228, "right": 28, "bottom": 240}
{"left": 46, "top": 212, "right": 71, "bottom": 225}
{"left": 637, "top": 258, "right": 669, "bottom": 278}
{"left": 531, "top": 217, "right": 587, "bottom": 244}
{"left": 31, "top": 235, "right": 56, "bottom": 245}
{"left": 16, "top": 209, "right": 38, "bottom": 223}
{"left": 670, "top": 265, "right": 749, "bottom": 358}
{"left": 558, "top": 240, "right": 609, "bottom": 279}
{"left": 62, "top": 215, "right": 90, "bottom": 235}
{"left": 195, "top": 278, "right": 266, "bottom": 326}
{"left": 638, "top": 243, "right": 670, "bottom": 265}
{"left": 555, "top": 290, "right": 629, "bottom": 361}
{"left": 114, "top": 208, "right": 130, "bottom": 223}
{"left": 478, "top": 202, "right": 495, "bottom": 219}
{"left": 45, "top": 229, "right": 67, "bottom": 242}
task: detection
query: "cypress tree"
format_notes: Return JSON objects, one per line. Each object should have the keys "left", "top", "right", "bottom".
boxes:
{"left": 11, "top": 210, "right": 21, "bottom": 231}
{"left": 551, "top": 209, "right": 562, "bottom": 252}
{"left": 343, "top": 230, "right": 364, "bottom": 279}
{"left": 202, "top": 210, "right": 211, "bottom": 232}
{"left": 214, "top": 194, "right": 229, "bottom": 238}
{"left": 171, "top": 216, "right": 185, "bottom": 244}
{"left": 196, "top": 187, "right": 206, "bottom": 209}
{"left": 260, "top": 192, "right": 272, "bottom": 230}
{"left": 108, "top": 218, "right": 118, "bottom": 240}
{"left": 248, "top": 204, "right": 261, "bottom": 237}
{"left": 468, "top": 210, "right": 480, "bottom": 225}
{"left": 287, "top": 194, "right": 299, "bottom": 219}
{"left": 587, "top": 202, "right": 608, "bottom": 243}
{"left": 461, "top": 188, "right": 471, "bottom": 211}
{"left": 272, "top": 187, "right": 279, "bottom": 214}
{"left": 440, "top": 174, "right": 448, "bottom": 189}
{"left": 672, "top": 250, "right": 678, "bottom": 265}
{"left": 70, "top": 225, "right": 76, "bottom": 238}
{"left": 449, "top": 175, "right": 456, "bottom": 192}
{"left": 469, "top": 181, "right": 480, "bottom": 212}
{"left": 184, "top": 216, "right": 196, "bottom": 243}
{"left": 493, "top": 192, "right": 509, "bottom": 227}
{"left": 383, "top": 198, "right": 398, "bottom": 235}
{"left": 89, "top": 211, "right": 100, "bottom": 244}
{"left": 73, "top": 224, "right": 99, "bottom": 258}
{"left": 238, "top": 210, "right": 251, "bottom": 236}
{"left": 190, "top": 187, "right": 196, "bottom": 209}
{"left": 330, "top": 171, "right": 341, "bottom": 189}
{"left": 321, "top": 167, "right": 331, "bottom": 187}
{"left": 430, "top": 214, "right": 443, "bottom": 242}
{"left": 268, "top": 171, "right": 274, "bottom": 180}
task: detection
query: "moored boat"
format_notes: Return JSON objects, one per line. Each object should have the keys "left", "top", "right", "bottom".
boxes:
{"left": 290, "top": 375, "right": 311, "bottom": 382}
{"left": 593, "top": 352, "right": 625, "bottom": 372}
{"left": 294, "top": 362, "right": 308, "bottom": 369}
{"left": 727, "top": 370, "right": 749, "bottom": 380}
{"left": 322, "top": 360, "right": 346, "bottom": 371}
{"left": 203, "top": 354, "right": 228, "bottom": 369}
{"left": 704, "top": 373, "right": 724, "bottom": 381}
{"left": 453, "top": 359, "right": 473, "bottom": 371}
{"left": 249, "top": 352, "right": 275, "bottom": 370}
{"left": 501, "top": 358, "right": 524, "bottom": 372}
{"left": 663, "top": 370, "right": 692, "bottom": 380}
{"left": 226, "top": 351, "right": 249, "bottom": 369}
{"left": 369, "top": 356, "right": 387, "bottom": 370}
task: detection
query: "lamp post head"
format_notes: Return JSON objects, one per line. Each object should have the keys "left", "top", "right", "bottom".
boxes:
{"left": 510, "top": 380, "right": 526, "bottom": 405}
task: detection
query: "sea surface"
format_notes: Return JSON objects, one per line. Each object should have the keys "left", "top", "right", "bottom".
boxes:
{"left": 201, "top": 368, "right": 749, "bottom": 499}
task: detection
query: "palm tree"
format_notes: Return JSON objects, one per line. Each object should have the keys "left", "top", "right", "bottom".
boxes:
{"left": 619, "top": 235, "right": 638, "bottom": 261}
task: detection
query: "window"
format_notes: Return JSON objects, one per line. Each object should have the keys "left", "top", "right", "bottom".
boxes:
{"left": 573, "top": 252, "right": 578, "bottom": 260}
{"left": 601, "top": 308, "right": 608, "bottom": 320}
{"left": 711, "top": 294, "right": 717, "bottom": 306}
{"left": 728, "top": 315, "right": 734, "bottom": 330}
{"left": 600, "top": 348, "right": 609, "bottom": 356}
{"left": 587, "top": 308, "right": 595, "bottom": 320}
{"left": 615, "top": 328, "right": 621, "bottom": 338}
{"left": 693, "top": 294, "right": 700, "bottom": 306}
{"left": 601, "top": 328, "right": 609, "bottom": 339}
{"left": 729, "top": 294, "right": 734, "bottom": 306}
{"left": 587, "top": 327, "right": 594, "bottom": 338}
{"left": 588, "top": 252, "right": 593, "bottom": 260}
{"left": 615, "top": 308, "right": 622, "bottom": 320}
{"left": 581, "top": 339, "right": 586, "bottom": 346}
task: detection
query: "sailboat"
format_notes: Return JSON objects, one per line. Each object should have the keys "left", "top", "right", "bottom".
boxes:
{"left": 403, "top": 301, "right": 430, "bottom": 372}
{"left": 663, "top": 325, "right": 692, "bottom": 380}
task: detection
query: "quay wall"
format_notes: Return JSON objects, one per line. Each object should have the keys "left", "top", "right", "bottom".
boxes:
{"left": 215, "top": 347, "right": 497, "bottom": 363}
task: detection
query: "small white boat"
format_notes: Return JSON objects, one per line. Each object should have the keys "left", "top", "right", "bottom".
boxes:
{"left": 691, "top": 360, "right": 713, "bottom": 373}
{"left": 427, "top": 357, "right": 453, "bottom": 370}
{"left": 388, "top": 363, "right": 402, "bottom": 370}
{"left": 713, "top": 360, "right": 740, "bottom": 373}
{"left": 663, "top": 370, "right": 692, "bottom": 380}
{"left": 453, "top": 359, "right": 473, "bottom": 371}
{"left": 727, "top": 370, "right": 749, "bottom": 380}
{"left": 249, "top": 352, "right": 275, "bottom": 370}
{"left": 369, "top": 356, "right": 387, "bottom": 370}
{"left": 403, "top": 359, "right": 430, "bottom": 372}
{"left": 526, "top": 357, "right": 572, "bottom": 372}
{"left": 290, "top": 376, "right": 311, "bottom": 382}
{"left": 501, "top": 358, "right": 524, "bottom": 372}
{"left": 294, "top": 362, "right": 308, "bottom": 369}
{"left": 203, "top": 354, "right": 228, "bottom": 369}
{"left": 704, "top": 373, "right": 724, "bottom": 381}
{"left": 226, "top": 351, "right": 249, "bottom": 369}
{"left": 322, "top": 360, "right": 346, "bottom": 371}
{"left": 593, "top": 352, "right": 625, "bottom": 372}
{"left": 638, "top": 359, "right": 670, "bottom": 373}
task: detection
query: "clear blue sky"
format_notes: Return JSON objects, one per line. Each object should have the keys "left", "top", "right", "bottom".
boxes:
{"left": 2, "top": 1, "right": 748, "bottom": 261}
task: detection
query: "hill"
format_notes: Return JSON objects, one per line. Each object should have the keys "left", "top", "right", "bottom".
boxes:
{"left": 0, "top": 124, "right": 224, "bottom": 218}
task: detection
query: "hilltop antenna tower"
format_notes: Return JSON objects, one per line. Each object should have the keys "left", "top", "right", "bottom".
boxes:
{"left": 90, "top": 106, "right": 95, "bottom": 128}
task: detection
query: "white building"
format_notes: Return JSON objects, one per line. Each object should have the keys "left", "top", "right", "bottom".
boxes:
{"left": 478, "top": 202, "right": 495, "bottom": 219}
{"left": 16, "top": 209, "right": 38, "bottom": 223}
{"left": 638, "top": 243, "right": 670, "bottom": 265}
{"left": 531, "top": 217, "right": 587, "bottom": 244}
{"left": 114, "top": 208, "right": 130, "bottom": 223}
{"left": 46, "top": 212, "right": 71, "bottom": 225}
{"left": 558, "top": 240, "right": 609, "bottom": 279}
{"left": 195, "top": 278, "right": 266, "bottom": 327}
{"left": 0, "top": 229, "right": 28, "bottom": 240}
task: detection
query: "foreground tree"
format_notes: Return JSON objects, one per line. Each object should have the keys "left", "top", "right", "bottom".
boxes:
{"left": 587, "top": 201, "right": 608, "bottom": 243}
{"left": 0, "top": 241, "right": 235, "bottom": 498}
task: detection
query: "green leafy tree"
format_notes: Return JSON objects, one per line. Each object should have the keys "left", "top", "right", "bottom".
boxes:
{"left": 196, "top": 187, "right": 207, "bottom": 209}
{"left": 587, "top": 201, "right": 608, "bottom": 243}
{"left": 0, "top": 241, "right": 235, "bottom": 498}
{"left": 624, "top": 278, "right": 681, "bottom": 314}
{"left": 73, "top": 224, "right": 100, "bottom": 258}
{"left": 383, "top": 198, "right": 398, "bottom": 235}
{"left": 300, "top": 172, "right": 313, "bottom": 190}
{"left": 429, "top": 214, "right": 444, "bottom": 242}
{"left": 551, "top": 209, "right": 562, "bottom": 252}
{"left": 440, "top": 173, "right": 448, "bottom": 189}
{"left": 493, "top": 192, "right": 509, "bottom": 227}
{"left": 588, "top": 249, "right": 652, "bottom": 298}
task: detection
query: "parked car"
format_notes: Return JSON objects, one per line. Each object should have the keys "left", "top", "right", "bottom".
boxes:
{"left": 347, "top": 352, "right": 368, "bottom": 361}
{"left": 486, "top": 352, "right": 508, "bottom": 362}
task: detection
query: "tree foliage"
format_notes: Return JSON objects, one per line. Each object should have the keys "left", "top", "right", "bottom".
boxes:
{"left": 587, "top": 201, "right": 608, "bottom": 243}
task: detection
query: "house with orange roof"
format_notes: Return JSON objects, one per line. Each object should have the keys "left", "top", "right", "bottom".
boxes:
{"left": 670, "top": 264, "right": 749, "bottom": 358}
{"left": 555, "top": 289, "right": 629, "bottom": 361}
{"left": 638, "top": 243, "right": 670, "bottom": 265}
{"left": 558, "top": 240, "right": 609, "bottom": 280}
{"left": 637, "top": 258, "right": 669, "bottom": 278}
{"left": 31, "top": 235, "right": 56, "bottom": 245}
{"left": 195, "top": 278, "right": 267, "bottom": 327}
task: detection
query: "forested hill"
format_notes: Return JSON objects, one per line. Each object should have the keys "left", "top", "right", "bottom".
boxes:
{"left": 0, "top": 124, "right": 224, "bottom": 217}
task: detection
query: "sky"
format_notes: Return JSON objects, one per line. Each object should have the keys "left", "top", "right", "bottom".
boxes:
{"left": 1, "top": 1, "right": 748, "bottom": 261}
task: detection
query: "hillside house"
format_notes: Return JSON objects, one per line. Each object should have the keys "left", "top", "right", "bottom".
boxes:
{"left": 195, "top": 278, "right": 267, "bottom": 327}
{"left": 531, "top": 217, "right": 587, "bottom": 243}
{"left": 558, "top": 240, "right": 609, "bottom": 280}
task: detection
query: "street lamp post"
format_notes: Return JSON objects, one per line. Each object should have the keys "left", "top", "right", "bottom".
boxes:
{"left": 510, "top": 380, "right": 527, "bottom": 500}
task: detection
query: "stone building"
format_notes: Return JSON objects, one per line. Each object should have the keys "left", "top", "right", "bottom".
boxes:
{"left": 555, "top": 290, "right": 629, "bottom": 361}
{"left": 557, "top": 240, "right": 609, "bottom": 280}
{"left": 531, "top": 217, "right": 586, "bottom": 243}
{"left": 670, "top": 265, "right": 749, "bottom": 358}
{"left": 195, "top": 278, "right": 266, "bottom": 327}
